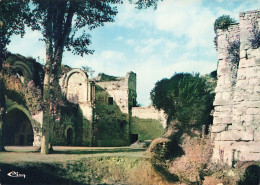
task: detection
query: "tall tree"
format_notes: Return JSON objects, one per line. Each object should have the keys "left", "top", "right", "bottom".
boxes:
{"left": 31, "top": 0, "right": 163, "bottom": 154}
{"left": 0, "top": 0, "right": 31, "bottom": 151}
{"left": 31, "top": 0, "right": 124, "bottom": 154}
{"left": 150, "top": 73, "right": 214, "bottom": 134}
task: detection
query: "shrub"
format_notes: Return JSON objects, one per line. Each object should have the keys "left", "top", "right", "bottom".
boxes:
{"left": 226, "top": 39, "right": 240, "bottom": 84}
{"left": 169, "top": 135, "right": 213, "bottom": 184}
{"left": 214, "top": 15, "right": 236, "bottom": 33}
{"left": 249, "top": 22, "right": 260, "bottom": 49}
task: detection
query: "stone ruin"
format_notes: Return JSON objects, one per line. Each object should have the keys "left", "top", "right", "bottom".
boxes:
{"left": 2, "top": 52, "right": 166, "bottom": 147}
{"left": 211, "top": 10, "right": 260, "bottom": 165}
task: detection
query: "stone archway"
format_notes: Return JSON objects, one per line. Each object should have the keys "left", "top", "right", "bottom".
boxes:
{"left": 4, "top": 108, "right": 33, "bottom": 146}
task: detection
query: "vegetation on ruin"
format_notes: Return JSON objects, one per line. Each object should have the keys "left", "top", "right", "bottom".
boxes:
{"left": 94, "top": 85, "right": 129, "bottom": 146}
{"left": 250, "top": 22, "right": 260, "bottom": 49}
{"left": 0, "top": 0, "right": 33, "bottom": 151}
{"left": 226, "top": 38, "right": 240, "bottom": 82}
{"left": 2, "top": 62, "right": 43, "bottom": 115}
{"left": 213, "top": 15, "right": 237, "bottom": 50}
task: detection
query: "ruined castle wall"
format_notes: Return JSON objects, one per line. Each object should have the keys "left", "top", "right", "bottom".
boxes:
{"left": 132, "top": 106, "right": 167, "bottom": 128}
{"left": 96, "top": 72, "right": 136, "bottom": 115}
{"left": 212, "top": 10, "right": 260, "bottom": 165}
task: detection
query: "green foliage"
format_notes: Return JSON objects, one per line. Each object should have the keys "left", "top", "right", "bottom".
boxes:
{"left": 150, "top": 73, "right": 214, "bottom": 133}
{"left": 129, "top": 0, "right": 163, "bottom": 9}
{"left": 94, "top": 85, "right": 129, "bottom": 146}
{"left": 214, "top": 15, "right": 236, "bottom": 33}
{"left": 250, "top": 22, "right": 260, "bottom": 49}
{"left": 131, "top": 117, "right": 164, "bottom": 141}
{"left": 0, "top": 0, "right": 32, "bottom": 65}
{"left": 227, "top": 39, "right": 240, "bottom": 65}
{"left": 3, "top": 70, "right": 43, "bottom": 115}
{"left": 81, "top": 65, "right": 95, "bottom": 77}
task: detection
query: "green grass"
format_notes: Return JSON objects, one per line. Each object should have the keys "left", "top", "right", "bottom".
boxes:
{"left": 131, "top": 117, "right": 165, "bottom": 141}
{"left": 0, "top": 146, "right": 168, "bottom": 185}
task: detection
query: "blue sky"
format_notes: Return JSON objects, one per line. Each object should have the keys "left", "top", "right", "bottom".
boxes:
{"left": 7, "top": 0, "right": 260, "bottom": 106}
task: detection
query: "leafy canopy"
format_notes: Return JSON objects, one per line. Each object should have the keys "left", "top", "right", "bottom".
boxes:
{"left": 32, "top": 0, "right": 123, "bottom": 57}
{"left": 214, "top": 15, "right": 236, "bottom": 33}
{"left": 150, "top": 73, "right": 214, "bottom": 132}
{"left": 0, "top": 0, "right": 32, "bottom": 62}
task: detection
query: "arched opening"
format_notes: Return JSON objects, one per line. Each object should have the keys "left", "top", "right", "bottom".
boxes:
{"left": 4, "top": 109, "right": 33, "bottom": 146}
{"left": 67, "top": 128, "right": 73, "bottom": 146}
{"left": 16, "top": 69, "right": 25, "bottom": 83}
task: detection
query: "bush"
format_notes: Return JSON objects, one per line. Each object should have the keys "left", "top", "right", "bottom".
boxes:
{"left": 214, "top": 15, "right": 236, "bottom": 33}
{"left": 250, "top": 22, "right": 260, "bottom": 49}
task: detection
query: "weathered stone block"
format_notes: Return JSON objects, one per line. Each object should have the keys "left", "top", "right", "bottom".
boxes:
{"left": 213, "top": 116, "right": 222, "bottom": 124}
{"left": 241, "top": 115, "right": 254, "bottom": 123}
{"left": 248, "top": 78, "right": 259, "bottom": 86}
{"left": 253, "top": 115, "right": 260, "bottom": 122}
{"left": 212, "top": 125, "right": 228, "bottom": 133}
{"left": 240, "top": 49, "right": 247, "bottom": 59}
{"left": 246, "top": 108, "right": 259, "bottom": 115}
{"left": 228, "top": 124, "right": 245, "bottom": 131}
{"left": 213, "top": 99, "right": 230, "bottom": 106}
{"left": 233, "top": 108, "right": 244, "bottom": 116}
{"left": 254, "top": 86, "right": 260, "bottom": 93}
{"left": 236, "top": 79, "right": 248, "bottom": 87}
{"left": 215, "top": 133, "right": 221, "bottom": 141}
{"left": 254, "top": 130, "right": 260, "bottom": 141}
{"left": 214, "top": 111, "right": 232, "bottom": 118}
{"left": 249, "top": 95, "right": 260, "bottom": 101}
{"left": 221, "top": 130, "right": 253, "bottom": 141}
{"left": 239, "top": 58, "right": 247, "bottom": 68}
{"left": 214, "top": 106, "right": 233, "bottom": 112}
{"left": 222, "top": 92, "right": 232, "bottom": 101}
{"left": 247, "top": 57, "right": 256, "bottom": 67}
{"left": 224, "top": 75, "right": 232, "bottom": 85}
{"left": 221, "top": 117, "right": 233, "bottom": 124}
{"left": 244, "top": 101, "right": 260, "bottom": 108}
{"left": 215, "top": 85, "right": 233, "bottom": 92}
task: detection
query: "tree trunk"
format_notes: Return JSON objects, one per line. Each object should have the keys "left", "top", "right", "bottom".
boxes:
{"left": 0, "top": 40, "right": 6, "bottom": 151}
{"left": 0, "top": 75, "right": 6, "bottom": 151}
{"left": 41, "top": 44, "right": 52, "bottom": 154}
{"left": 41, "top": 4, "right": 54, "bottom": 154}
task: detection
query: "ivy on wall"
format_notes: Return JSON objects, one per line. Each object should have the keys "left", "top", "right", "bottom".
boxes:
{"left": 94, "top": 85, "right": 129, "bottom": 146}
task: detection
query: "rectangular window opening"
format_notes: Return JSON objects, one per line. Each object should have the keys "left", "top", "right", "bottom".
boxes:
{"left": 108, "top": 97, "right": 113, "bottom": 105}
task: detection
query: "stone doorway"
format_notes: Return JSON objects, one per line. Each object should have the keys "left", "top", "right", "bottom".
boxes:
{"left": 4, "top": 108, "right": 33, "bottom": 146}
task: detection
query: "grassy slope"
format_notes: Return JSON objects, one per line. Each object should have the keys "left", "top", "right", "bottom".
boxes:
{"left": 131, "top": 117, "right": 165, "bottom": 141}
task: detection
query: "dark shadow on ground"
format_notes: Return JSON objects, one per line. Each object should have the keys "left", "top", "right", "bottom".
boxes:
{"left": 4, "top": 146, "right": 146, "bottom": 155}
{"left": 0, "top": 162, "right": 83, "bottom": 185}
{"left": 52, "top": 148, "right": 145, "bottom": 154}
{"left": 238, "top": 165, "right": 260, "bottom": 185}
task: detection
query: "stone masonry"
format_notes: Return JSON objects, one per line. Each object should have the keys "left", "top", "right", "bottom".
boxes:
{"left": 212, "top": 10, "right": 260, "bottom": 165}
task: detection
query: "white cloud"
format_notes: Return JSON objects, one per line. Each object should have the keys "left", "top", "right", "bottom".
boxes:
{"left": 135, "top": 38, "right": 163, "bottom": 55}
{"left": 100, "top": 50, "right": 125, "bottom": 61}
{"left": 7, "top": 28, "right": 46, "bottom": 62}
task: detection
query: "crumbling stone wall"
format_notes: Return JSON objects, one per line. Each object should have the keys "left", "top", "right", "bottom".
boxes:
{"left": 212, "top": 10, "right": 260, "bottom": 165}
{"left": 95, "top": 72, "right": 137, "bottom": 115}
